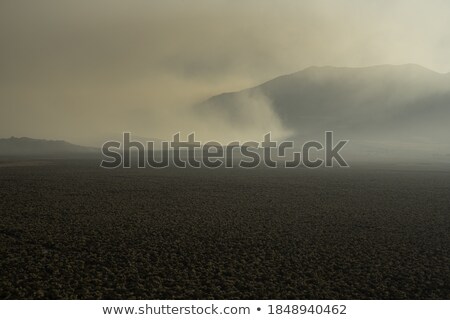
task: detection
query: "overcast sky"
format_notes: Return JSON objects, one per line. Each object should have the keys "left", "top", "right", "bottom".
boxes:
{"left": 1, "top": 0, "right": 450, "bottom": 145}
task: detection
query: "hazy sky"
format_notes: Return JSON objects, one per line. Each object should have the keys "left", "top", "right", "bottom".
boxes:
{"left": 1, "top": 0, "right": 450, "bottom": 145}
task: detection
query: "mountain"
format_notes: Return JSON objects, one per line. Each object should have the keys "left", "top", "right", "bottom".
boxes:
{"left": 0, "top": 137, "right": 98, "bottom": 156}
{"left": 197, "top": 64, "right": 450, "bottom": 159}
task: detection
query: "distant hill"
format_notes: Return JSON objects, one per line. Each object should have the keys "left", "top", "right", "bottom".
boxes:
{"left": 0, "top": 137, "right": 98, "bottom": 156}
{"left": 197, "top": 64, "right": 450, "bottom": 159}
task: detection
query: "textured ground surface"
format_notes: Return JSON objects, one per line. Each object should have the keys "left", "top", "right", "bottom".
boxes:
{"left": 1, "top": 160, "right": 449, "bottom": 299}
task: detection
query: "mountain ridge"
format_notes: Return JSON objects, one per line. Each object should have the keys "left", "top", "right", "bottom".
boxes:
{"left": 0, "top": 136, "right": 98, "bottom": 156}
{"left": 196, "top": 64, "right": 450, "bottom": 159}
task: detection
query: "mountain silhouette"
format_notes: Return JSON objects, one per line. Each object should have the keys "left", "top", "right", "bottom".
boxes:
{"left": 197, "top": 64, "right": 450, "bottom": 159}
{"left": 0, "top": 137, "right": 97, "bottom": 156}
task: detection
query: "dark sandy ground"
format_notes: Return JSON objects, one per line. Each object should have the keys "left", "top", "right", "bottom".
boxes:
{"left": 1, "top": 159, "right": 449, "bottom": 299}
